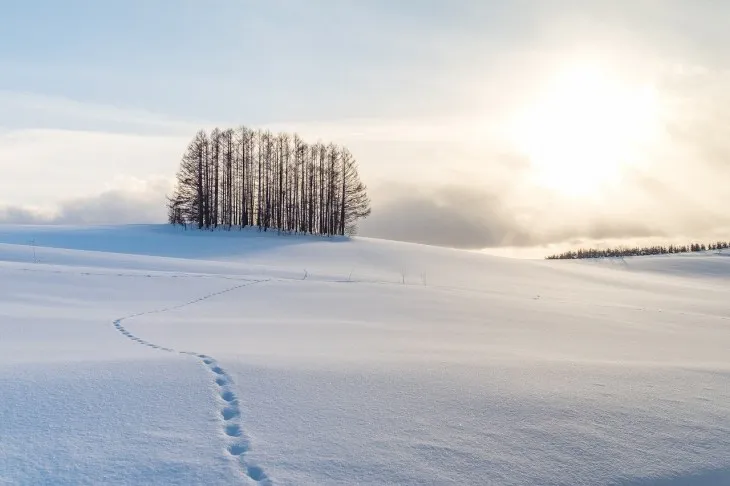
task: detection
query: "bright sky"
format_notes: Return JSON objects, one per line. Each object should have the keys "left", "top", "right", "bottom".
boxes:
{"left": 2, "top": 1, "right": 729, "bottom": 252}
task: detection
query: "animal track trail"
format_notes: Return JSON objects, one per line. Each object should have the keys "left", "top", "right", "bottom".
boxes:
{"left": 112, "top": 279, "right": 271, "bottom": 485}
{"left": 17, "top": 265, "right": 256, "bottom": 283}
{"left": 194, "top": 353, "right": 266, "bottom": 482}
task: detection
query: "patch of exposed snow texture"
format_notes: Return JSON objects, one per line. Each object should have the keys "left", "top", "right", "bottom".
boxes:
{"left": 0, "top": 224, "right": 729, "bottom": 485}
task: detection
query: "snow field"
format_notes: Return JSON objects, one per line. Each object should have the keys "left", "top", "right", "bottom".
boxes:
{"left": 0, "top": 225, "right": 729, "bottom": 485}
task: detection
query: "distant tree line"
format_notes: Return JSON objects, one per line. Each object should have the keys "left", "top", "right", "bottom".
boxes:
{"left": 546, "top": 241, "right": 730, "bottom": 260}
{"left": 167, "top": 127, "right": 371, "bottom": 235}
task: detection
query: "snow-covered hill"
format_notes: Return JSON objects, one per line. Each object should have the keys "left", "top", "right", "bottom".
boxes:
{"left": 1, "top": 225, "right": 728, "bottom": 485}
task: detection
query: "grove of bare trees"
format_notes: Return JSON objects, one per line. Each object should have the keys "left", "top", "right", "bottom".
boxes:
{"left": 167, "top": 127, "right": 371, "bottom": 236}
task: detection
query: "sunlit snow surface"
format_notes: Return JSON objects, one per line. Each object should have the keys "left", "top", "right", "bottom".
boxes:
{"left": 0, "top": 225, "right": 728, "bottom": 485}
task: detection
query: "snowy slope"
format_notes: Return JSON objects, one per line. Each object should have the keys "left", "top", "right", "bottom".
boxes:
{"left": 0, "top": 225, "right": 729, "bottom": 485}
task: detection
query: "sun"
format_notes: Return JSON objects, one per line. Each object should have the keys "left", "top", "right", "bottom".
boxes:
{"left": 508, "top": 62, "right": 660, "bottom": 197}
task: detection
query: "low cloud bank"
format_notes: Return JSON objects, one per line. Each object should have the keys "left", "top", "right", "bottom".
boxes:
{"left": 0, "top": 179, "right": 169, "bottom": 225}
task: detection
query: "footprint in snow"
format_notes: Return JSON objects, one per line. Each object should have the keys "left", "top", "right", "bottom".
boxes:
{"left": 228, "top": 443, "right": 248, "bottom": 456}
{"left": 225, "top": 424, "right": 242, "bottom": 437}
{"left": 222, "top": 405, "right": 240, "bottom": 421}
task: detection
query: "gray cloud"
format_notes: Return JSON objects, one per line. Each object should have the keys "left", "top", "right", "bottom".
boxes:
{"left": 0, "top": 184, "right": 167, "bottom": 225}
{"left": 0, "top": 206, "right": 47, "bottom": 224}
{"left": 357, "top": 181, "right": 730, "bottom": 250}
{"left": 359, "top": 186, "right": 534, "bottom": 249}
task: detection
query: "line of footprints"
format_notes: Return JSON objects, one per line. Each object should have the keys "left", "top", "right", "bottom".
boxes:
{"left": 113, "top": 319, "right": 269, "bottom": 484}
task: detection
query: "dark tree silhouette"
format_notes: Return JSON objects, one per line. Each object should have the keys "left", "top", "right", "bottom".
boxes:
{"left": 168, "top": 127, "right": 371, "bottom": 236}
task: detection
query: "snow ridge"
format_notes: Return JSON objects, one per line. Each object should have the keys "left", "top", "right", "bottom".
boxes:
{"left": 112, "top": 278, "right": 271, "bottom": 485}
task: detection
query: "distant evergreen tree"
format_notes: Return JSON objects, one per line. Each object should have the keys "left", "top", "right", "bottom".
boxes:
{"left": 546, "top": 240, "right": 730, "bottom": 260}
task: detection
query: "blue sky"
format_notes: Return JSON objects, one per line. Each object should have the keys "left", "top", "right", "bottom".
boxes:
{"left": 2, "top": 0, "right": 527, "bottom": 124}
{"left": 5, "top": 0, "right": 726, "bottom": 128}
{"left": 1, "top": 1, "right": 730, "bottom": 251}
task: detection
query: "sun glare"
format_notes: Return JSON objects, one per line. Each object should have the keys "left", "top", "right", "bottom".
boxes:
{"left": 509, "top": 63, "right": 660, "bottom": 197}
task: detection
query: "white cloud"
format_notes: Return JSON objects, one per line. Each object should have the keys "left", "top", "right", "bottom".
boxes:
{"left": 0, "top": 128, "right": 184, "bottom": 207}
